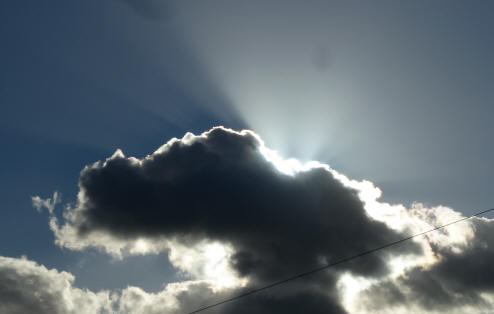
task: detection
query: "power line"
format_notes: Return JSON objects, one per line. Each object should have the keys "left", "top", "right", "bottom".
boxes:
{"left": 185, "top": 207, "right": 494, "bottom": 314}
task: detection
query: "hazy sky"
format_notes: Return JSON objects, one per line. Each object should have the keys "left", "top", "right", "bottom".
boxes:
{"left": 1, "top": 1, "right": 494, "bottom": 313}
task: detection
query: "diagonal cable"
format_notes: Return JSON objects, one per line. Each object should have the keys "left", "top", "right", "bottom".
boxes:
{"left": 185, "top": 207, "right": 494, "bottom": 314}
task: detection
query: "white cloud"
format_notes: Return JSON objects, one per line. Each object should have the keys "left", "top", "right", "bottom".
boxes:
{"left": 167, "top": 240, "right": 248, "bottom": 290}
{"left": 0, "top": 256, "right": 112, "bottom": 314}
{"left": 0, "top": 255, "right": 231, "bottom": 314}
{"left": 32, "top": 191, "right": 60, "bottom": 215}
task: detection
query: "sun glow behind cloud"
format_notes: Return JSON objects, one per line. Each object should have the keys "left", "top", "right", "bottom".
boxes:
{"left": 258, "top": 139, "right": 328, "bottom": 176}
{"left": 168, "top": 2, "right": 364, "bottom": 163}
{"left": 256, "top": 137, "right": 482, "bottom": 312}
{"left": 167, "top": 240, "right": 248, "bottom": 291}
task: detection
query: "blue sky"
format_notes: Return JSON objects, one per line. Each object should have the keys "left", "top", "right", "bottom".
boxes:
{"left": 1, "top": 1, "right": 494, "bottom": 313}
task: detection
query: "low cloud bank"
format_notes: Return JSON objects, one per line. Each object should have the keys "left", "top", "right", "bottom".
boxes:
{"left": 0, "top": 256, "right": 111, "bottom": 314}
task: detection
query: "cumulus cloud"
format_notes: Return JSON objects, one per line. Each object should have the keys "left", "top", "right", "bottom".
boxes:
{"left": 44, "top": 128, "right": 417, "bottom": 281}
{"left": 31, "top": 126, "right": 494, "bottom": 313}
{"left": 0, "top": 255, "right": 232, "bottom": 314}
{"left": 355, "top": 217, "right": 494, "bottom": 314}
{"left": 0, "top": 256, "right": 111, "bottom": 314}
{"left": 0, "top": 253, "right": 348, "bottom": 314}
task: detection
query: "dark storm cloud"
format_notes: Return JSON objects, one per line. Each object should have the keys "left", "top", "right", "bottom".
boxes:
{"left": 219, "top": 274, "right": 347, "bottom": 314}
{"left": 31, "top": 127, "right": 494, "bottom": 313}
{"left": 359, "top": 217, "right": 494, "bottom": 313}
{"left": 70, "top": 127, "right": 415, "bottom": 280}
{"left": 48, "top": 127, "right": 422, "bottom": 312}
{"left": 222, "top": 290, "right": 346, "bottom": 314}
{"left": 143, "top": 277, "right": 347, "bottom": 314}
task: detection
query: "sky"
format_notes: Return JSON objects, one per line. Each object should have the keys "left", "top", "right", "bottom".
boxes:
{"left": 1, "top": 1, "right": 494, "bottom": 313}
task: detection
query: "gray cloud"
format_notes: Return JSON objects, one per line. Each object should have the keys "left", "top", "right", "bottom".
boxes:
{"left": 0, "top": 256, "right": 111, "bottom": 314}
{"left": 0, "top": 255, "right": 229, "bottom": 314}
{"left": 357, "top": 217, "right": 494, "bottom": 313}
{"left": 60, "top": 127, "right": 415, "bottom": 278}
{"left": 42, "top": 126, "right": 423, "bottom": 312}
{"left": 32, "top": 127, "right": 494, "bottom": 313}
{"left": 0, "top": 254, "right": 344, "bottom": 314}
{"left": 221, "top": 291, "right": 346, "bottom": 314}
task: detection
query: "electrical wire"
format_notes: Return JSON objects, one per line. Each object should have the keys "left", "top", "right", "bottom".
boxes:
{"left": 185, "top": 207, "right": 494, "bottom": 314}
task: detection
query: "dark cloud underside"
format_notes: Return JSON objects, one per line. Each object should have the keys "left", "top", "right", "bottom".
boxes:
{"left": 55, "top": 127, "right": 422, "bottom": 311}
{"left": 360, "top": 218, "right": 494, "bottom": 312}
{"left": 73, "top": 128, "right": 414, "bottom": 279}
